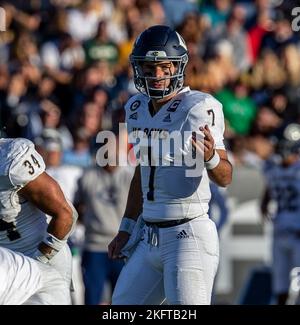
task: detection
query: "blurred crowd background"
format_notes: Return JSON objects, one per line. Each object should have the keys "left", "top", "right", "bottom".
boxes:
{"left": 1, "top": 0, "right": 300, "bottom": 305}
{"left": 1, "top": 0, "right": 300, "bottom": 170}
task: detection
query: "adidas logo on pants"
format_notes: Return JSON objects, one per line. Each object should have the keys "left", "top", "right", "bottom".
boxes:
{"left": 176, "top": 230, "right": 189, "bottom": 239}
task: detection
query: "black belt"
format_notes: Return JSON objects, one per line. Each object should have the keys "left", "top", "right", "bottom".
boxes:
{"left": 0, "top": 219, "right": 14, "bottom": 231}
{"left": 144, "top": 218, "right": 193, "bottom": 228}
{"left": 0, "top": 219, "right": 21, "bottom": 241}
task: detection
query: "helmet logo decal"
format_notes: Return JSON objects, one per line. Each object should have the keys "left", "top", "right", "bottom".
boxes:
{"left": 130, "top": 100, "right": 141, "bottom": 111}
{"left": 145, "top": 51, "right": 167, "bottom": 57}
{"left": 135, "top": 33, "right": 142, "bottom": 45}
{"left": 175, "top": 32, "right": 187, "bottom": 50}
{"left": 129, "top": 112, "right": 138, "bottom": 120}
{"left": 167, "top": 100, "right": 181, "bottom": 112}
{"left": 163, "top": 113, "right": 171, "bottom": 123}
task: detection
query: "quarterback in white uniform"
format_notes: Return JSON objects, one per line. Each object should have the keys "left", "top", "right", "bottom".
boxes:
{"left": 0, "top": 137, "right": 78, "bottom": 304}
{"left": 108, "top": 25, "right": 232, "bottom": 305}
{"left": 261, "top": 123, "right": 300, "bottom": 305}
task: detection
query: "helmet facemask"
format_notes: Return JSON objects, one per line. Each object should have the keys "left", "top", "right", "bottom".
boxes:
{"left": 130, "top": 54, "right": 188, "bottom": 99}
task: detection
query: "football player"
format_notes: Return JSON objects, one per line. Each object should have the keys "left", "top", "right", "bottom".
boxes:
{"left": 108, "top": 25, "right": 232, "bottom": 305}
{"left": 0, "top": 246, "right": 70, "bottom": 305}
{"left": 0, "top": 137, "right": 78, "bottom": 304}
{"left": 261, "top": 123, "right": 300, "bottom": 305}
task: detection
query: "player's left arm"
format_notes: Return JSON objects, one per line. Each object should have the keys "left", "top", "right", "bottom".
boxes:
{"left": 202, "top": 124, "right": 232, "bottom": 187}
{"left": 18, "top": 172, "right": 78, "bottom": 260}
{"left": 192, "top": 124, "right": 232, "bottom": 187}
{"left": 207, "top": 148, "right": 232, "bottom": 187}
{"left": 188, "top": 96, "right": 232, "bottom": 187}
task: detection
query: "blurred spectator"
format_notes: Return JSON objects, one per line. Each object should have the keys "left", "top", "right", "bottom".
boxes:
{"left": 10, "top": 32, "right": 41, "bottom": 68}
{"left": 62, "top": 127, "right": 93, "bottom": 168}
{"left": 244, "top": 134, "right": 274, "bottom": 168}
{"left": 83, "top": 21, "right": 119, "bottom": 66}
{"left": 250, "top": 49, "right": 286, "bottom": 91}
{"left": 261, "top": 10, "right": 300, "bottom": 53}
{"left": 41, "top": 32, "right": 85, "bottom": 73}
{"left": 247, "top": 7, "right": 274, "bottom": 64}
{"left": 222, "top": 5, "right": 251, "bottom": 71}
{"left": 102, "top": 0, "right": 131, "bottom": 44}
{"left": 66, "top": 0, "right": 108, "bottom": 42}
{"left": 201, "top": 0, "right": 232, "bottom": 30}
{"left": 281, "top": 45, "right": 300, "bottom": 117}
{"left": 177, "top": 12, "right": 206, "bottom": 58}
{"left": 117, "top": 7, "right": 145, "bottom": 69}
{"left": 252, "top": 104, "right": 282, "bottom": 137}
{"left": 136, "top": 0, "right": 165, "bottom": 26}
{"left": 2, "top": 72, "right": 30, "bottom": 138}
{"left": 3, "top": 3, "right": 41, "bottom": 32}
{"left": 36, "top": 127, "right": 82, "bottom": 202}
{"left": 213, "top": 40, "right": 239, "bottom": 85}
{"left": 0, "top": 3, "right": 15, "bottom": 65}
{"left": 215, "top": 79, "right": 257, "bottom": 136}
{"left": 282, "top": 45, "right": 300, "bottom": 88}
{"left": 35, "top": 128, "right": 63, "bottom": 167}
{"left": 79, "top": 101, "right": 103, "bottom": 136}
{"left": 74, "top": 137, "right": 133, "bottom": 304}
{"left": 162, "top": 0, "right": 198, "bottom": 27}
{"left": 91, "top": 86, "right": 109, "bottom": 110}
{"left": 39, "top": 99, "right": 73, "bottom": 150}
{"left": 72, "top": 64, "right": 105, "bottom": 112}
{"left": 184, "top": 37, "right": 238, "bottom": 93}
{"left": 37, "top": 74, "right": 57, "bottom": 100}
{"left": 243, "top": 0, "right": 275, "bottom": 31}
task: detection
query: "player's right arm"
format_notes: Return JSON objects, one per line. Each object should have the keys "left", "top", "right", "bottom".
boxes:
{"left": 7, "top": 138, "right": 77, "bottom": 262}
{"left": 19, "top": 171, "right": 78, "bottom": 262}
{"left": 108, "top": 165, "right": 142, "bottom": 259}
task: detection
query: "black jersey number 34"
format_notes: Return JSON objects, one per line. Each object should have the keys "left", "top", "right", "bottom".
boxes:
{"left": 23, "top": 154, "right": 41, "bottom": 175}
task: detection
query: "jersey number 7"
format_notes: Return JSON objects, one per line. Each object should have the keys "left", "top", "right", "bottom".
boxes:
{"left": 207, "top": 109, "right": 215, "bottom": 126}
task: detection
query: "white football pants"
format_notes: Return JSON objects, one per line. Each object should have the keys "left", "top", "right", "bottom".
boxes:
{"left": 112, "top": 216, "right": 219, "bottom": 305}
{"left": 0, "top": 246, "right": 71, "bottom": 305}
{"left": 24, "top": 245, "right": 72, "bottom": 305}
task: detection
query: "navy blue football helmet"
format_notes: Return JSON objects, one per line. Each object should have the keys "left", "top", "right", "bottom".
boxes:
{"left": 130, "top": 25, "right": 189, "bottom": 99}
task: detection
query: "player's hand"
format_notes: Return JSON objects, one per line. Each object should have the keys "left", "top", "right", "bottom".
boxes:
{"left": 108, "top": 232, "right": 130, "bottom": 259}
{"left": 200, "top": 125, "right": 215, "bottom": 161}
{"left": 192, "top": 125, "right": 215, "bottom": 162}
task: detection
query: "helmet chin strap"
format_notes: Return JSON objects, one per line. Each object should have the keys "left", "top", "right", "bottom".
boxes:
{"left": 148, "top": 87, "right": 170, "bottom": 99}
{"left": 144, "top": 75, "right": 178, "bottom": 99}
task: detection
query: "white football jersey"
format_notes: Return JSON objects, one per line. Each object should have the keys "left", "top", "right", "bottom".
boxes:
{"left": 0, "top": 138, "right": 47, "bottom": 255}
{"left": 0, "top": 246, "right": 42, "bottom": 305}
{"left": 125, "top": 87, "right": 225, "bottom": 221}
{"left": 264, "top": 159, "right": 300, "bottom": 232}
